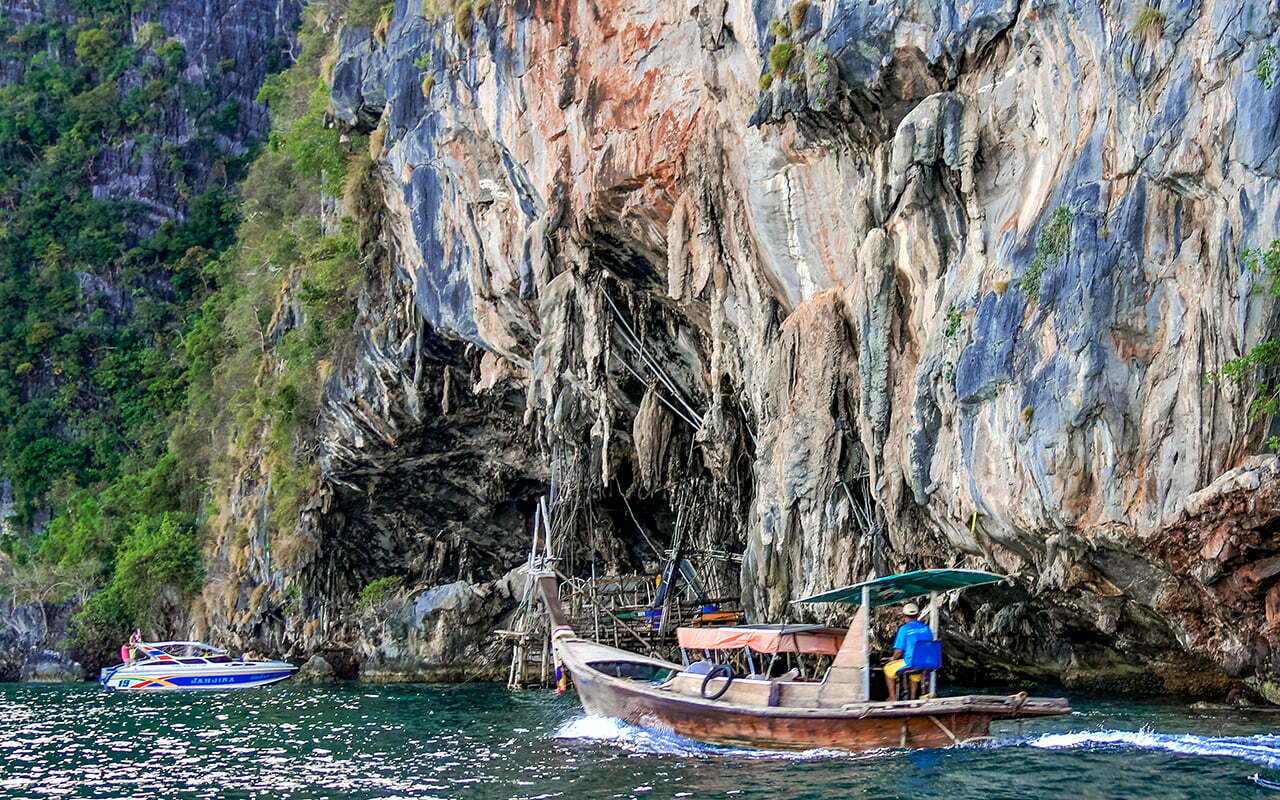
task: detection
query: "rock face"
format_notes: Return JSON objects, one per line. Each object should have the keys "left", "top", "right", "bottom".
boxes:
{"left": 0, "top": 0, "right": 303, "bottom": 233}
{"left": 249, "top": 0, "right": 1280, "bottom": 686}
{"left": 355, "top": 581, "right": 512, "bottom": 682}
{"left": 193, "top": 251, "right": 545, "bottom": 678}
{"left": 19, "top": 648, "right": 84, "bottom": 683}
{"left": 292, "top": 654, "right": 336, "bottom": 683}
{"left": 0, "top": 601, "right": 83, "bottom": 682}
{"left": 215, "top": 0, "right": 1280, "bottom": 692}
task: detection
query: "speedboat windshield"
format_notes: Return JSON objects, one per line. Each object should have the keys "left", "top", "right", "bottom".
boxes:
{"left": 136, "top": 641, "right": 228, "bottom": 660}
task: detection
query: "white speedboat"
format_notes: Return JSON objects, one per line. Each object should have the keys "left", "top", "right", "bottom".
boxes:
{"left": 99, "top": 641, "right": 297, "bottom": 691}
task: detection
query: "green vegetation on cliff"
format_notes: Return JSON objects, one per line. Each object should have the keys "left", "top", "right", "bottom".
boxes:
{"left": 0, "top": 3, "right": 246, "bottom": 645}
{"left": 1022, "top": 206, "right": 1072, "bottom": 303}
{"left": 0, "top": 8, "right": 241, "bottom": 522}
{"left": 0, "top": 4, "right": 375, "bottom": 662}
{"left": 1211, "top": 240, "right": 1280, "bottom": 444}
{"left": 1207, "top": 66, "right": 1280, "bottom": 446}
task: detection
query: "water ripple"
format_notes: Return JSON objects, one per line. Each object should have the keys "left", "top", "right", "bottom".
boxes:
{"left": 1, "top": 684, "right": 1277, "bottom": 799}
{"left": 554, "top": 715, "right": 862, "bottom": 760}
{"left": 1026, "top": 727, "right": 1280, "bottom": 768}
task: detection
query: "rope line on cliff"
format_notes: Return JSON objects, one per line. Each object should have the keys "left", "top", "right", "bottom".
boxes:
{"left": 610, "top": 350, "right": 700, "bottom": 430}
{"left": 601, "top": 288, "right": 705, "bottom": 430}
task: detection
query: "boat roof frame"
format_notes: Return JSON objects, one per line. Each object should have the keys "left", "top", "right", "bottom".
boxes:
{"left": 138, "top": 641, "right": 228, "bottom": 653}
{"left": 792, "top": 568, "right": 1007, "bottom": 701}
{"left": 794, "top": 569, "right": 1006, "bottom": 606}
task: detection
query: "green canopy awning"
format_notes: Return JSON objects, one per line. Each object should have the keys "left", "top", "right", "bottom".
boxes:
{"left": 795, "top": 569, "right": 1006, "bottom": 606}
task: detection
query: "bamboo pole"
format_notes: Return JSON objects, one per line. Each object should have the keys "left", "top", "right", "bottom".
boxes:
{"left": 861, "top": 585, "right": 871, "bottom": 701}
{"left": 928, "top": 591, "right": 939, "bottom": 696}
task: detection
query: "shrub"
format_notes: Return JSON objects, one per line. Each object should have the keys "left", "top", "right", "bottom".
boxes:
{"left": 1257, "top": 44, "right": 1278, "bottom": 90}
{"left": 1132, "top": 6, "right": 1165, "bottom": 45}
{"left": 65, "top": 586, "right": 129, "bottom": 666}
{"left": 110, "top": 512, "right": 202, "bottom": 618}
{"left": 943, "top": 305, "right": 963, "bottom": 339}
{"left": 343, "top": 151, "right": 384, "bottom": 245}
{"left": 156, "top": 38, "right": 185, "bottom": 70}
{"left": 282, "top": 582, "right": 301, "bottom": 613}
{"left": 758, "top": 72, "right": 774, "bottom": 91}
{"left": 74, "top": 28, "right": 115, "bottom": 67}
{"left": 345, "top": 0, "right": 391, "bottom": 26}
{"left": 769, "top": 18, "right": 790, "bottom": 42}
{"left": 789, "top": 0, "right": 812, "bottom": 32}
{"left": 421, "top": 74, "right": 436, "bottom": 97}
{"left": 65, "top": 511, "right": 201, "bottom": 659}
{"left": 358, "top": 575, "right": 401, "bottom": 606}
{"left": 278, "top": 83, "right": 348, "bottom": 195}
{"left": 135, "top": 22, "right": 166, "bottom": 50}
{"left": 808, "top": 44, "right": 831, "bottom": 72}
{"left": 1209, "top": 240, "right": 1280, "bottom": 421}
{"left": 71, "top": 81, "right": 122, "bottom": 135}
{"left": 454, "top": 1, "right": 474, "bottom": 41}
{"left": 1022, "top": 206, "right": 1072, "bottom": 303}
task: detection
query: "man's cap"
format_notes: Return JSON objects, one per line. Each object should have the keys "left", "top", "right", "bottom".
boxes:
{"left": 903, "top": 602, "right": 920, "bottom": 616}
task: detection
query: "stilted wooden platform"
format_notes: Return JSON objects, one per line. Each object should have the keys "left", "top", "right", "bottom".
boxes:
{"left": 501, "top": 572, "right": 741, "bottom": 689}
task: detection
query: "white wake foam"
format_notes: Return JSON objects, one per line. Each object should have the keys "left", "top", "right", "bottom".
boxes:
{"left": 1027, "top": 728, "right": 1280, "bottom": 768}
{"left": 553, "top": 715, "right": 856, "bottom": 760}
{"left": 558, "top": 716, "right": 1280, "bottom": 770}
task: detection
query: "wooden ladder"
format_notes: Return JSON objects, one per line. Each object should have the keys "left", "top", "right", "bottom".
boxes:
{"left": 506, "top": 630, "right": 551, "bottom": 690}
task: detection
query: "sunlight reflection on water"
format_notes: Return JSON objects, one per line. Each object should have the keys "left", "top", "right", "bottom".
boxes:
{"left": 1, "top": 683, "right": 1278, "bottom": 799}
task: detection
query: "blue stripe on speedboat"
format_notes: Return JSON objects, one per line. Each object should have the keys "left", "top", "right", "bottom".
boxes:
{"left": 163, "top": 671, "right": 295, "bottom": 687}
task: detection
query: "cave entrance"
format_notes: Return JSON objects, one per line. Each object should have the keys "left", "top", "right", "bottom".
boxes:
{"left": 503, "top": 478, "right": 748, "bottom": 688}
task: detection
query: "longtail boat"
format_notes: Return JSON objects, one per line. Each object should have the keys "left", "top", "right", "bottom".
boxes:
{"left": 537, "top": 568, "right": 1070, "bottom": 751}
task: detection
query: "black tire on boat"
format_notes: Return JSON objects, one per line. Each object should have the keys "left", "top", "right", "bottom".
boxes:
{"left": 700, "top": 664, "right": 734, "bottom": 700}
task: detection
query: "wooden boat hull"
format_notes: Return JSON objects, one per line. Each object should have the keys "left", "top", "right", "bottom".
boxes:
{"left": 570, "top": 662, "right": 994, "bottom": 750}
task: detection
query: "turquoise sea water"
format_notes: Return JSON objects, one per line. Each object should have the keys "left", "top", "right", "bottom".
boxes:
{"left": 3, "top": 682, "right": 1280, "bottom": 799}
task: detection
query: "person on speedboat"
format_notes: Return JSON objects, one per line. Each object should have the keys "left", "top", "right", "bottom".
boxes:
{"left": 119, "top": 630, "right": 142, "bottom": 664}
{"left": 883, "top": 603, "right": 931, "bottom": 700}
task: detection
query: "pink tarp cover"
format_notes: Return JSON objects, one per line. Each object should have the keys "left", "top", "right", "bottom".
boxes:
{"left": 676, "top": 626, "right": 846, "bottom": 655}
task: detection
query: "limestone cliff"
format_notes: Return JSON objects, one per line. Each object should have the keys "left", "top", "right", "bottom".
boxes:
{"left": 196, "top": 0, "right": 1280, "bottom": 695}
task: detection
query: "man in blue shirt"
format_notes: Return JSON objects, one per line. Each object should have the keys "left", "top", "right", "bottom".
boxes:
{"left": 883, "top": 602, "right": 933, "bottom": 699}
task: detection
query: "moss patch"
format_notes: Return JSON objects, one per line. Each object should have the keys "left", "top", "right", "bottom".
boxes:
{"left": 769, "top": 42, "right": 797, "bottom": 75}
